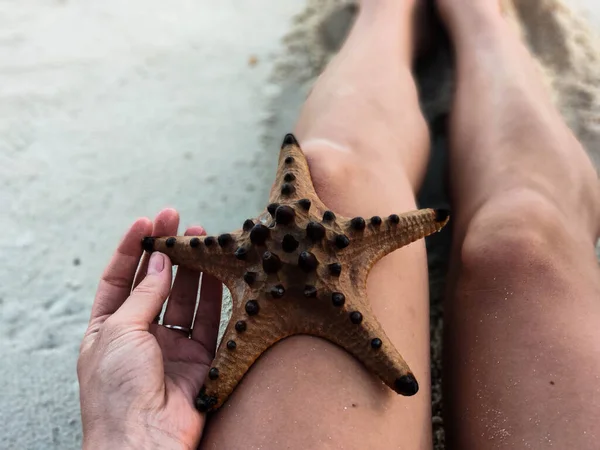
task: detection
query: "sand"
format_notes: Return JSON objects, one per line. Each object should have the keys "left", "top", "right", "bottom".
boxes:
{"left": 0, "top": 1, "right": 305, "bottom": 448}
{"left": 0, "top": 1, "right": 598, "bottom": 449}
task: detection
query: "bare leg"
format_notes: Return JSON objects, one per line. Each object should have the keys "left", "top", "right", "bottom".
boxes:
{"left": 438, "top": 1, "right": 600, "bottom": 448}
{"left": 201, "top": 1, "right": 434, "bottom": 448}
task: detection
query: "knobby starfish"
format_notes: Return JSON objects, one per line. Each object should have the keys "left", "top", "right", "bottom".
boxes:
{"left": 142, "top": 134, "right": 449, "bottom": 412}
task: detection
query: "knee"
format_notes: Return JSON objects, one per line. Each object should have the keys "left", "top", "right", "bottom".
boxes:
{"left": 302, "top": 143, "right": 412, "bottom": 208}
{"left": 303, "top": 146, "right": 366, "bottom": 195}
{"left": 459, "top": 189, "right": 575, "bottom": 276}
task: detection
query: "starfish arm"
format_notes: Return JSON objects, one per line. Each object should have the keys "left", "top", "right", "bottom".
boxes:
{"left": 338, "top": 208, "right": 450, "bottom": 266}
{"left": 268, "top": 134, "right": 328, "bottom": 210}
{"left": 313, "top": 303, "right": 419, "bottom": 396}
{"left": 196, "top": 297, "right": 294, "bottom": 412}
{"left": 141, "top": 235, "right": 247, "bottom": 282}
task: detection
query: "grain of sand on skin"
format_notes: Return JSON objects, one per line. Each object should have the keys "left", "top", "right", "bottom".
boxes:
{"left": 261, "top": 0, "right": 600, "bottom": 448}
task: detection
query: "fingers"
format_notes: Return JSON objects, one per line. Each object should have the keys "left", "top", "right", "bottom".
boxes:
{"left": 191, "top": 273, "right": 223, "bottom": 357}
{"left": 91, "top": 217, "right": 153, "bottom": 323}
{"left": 112, "top": 252, "right": 173, "bottom": 326}
{"left": 133, "top": 208, "right": 180, "bottom": 289}
{"left": 162, "top": 226, "right": 206, "bottom": 329}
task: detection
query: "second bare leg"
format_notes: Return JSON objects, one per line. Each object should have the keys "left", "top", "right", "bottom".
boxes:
{"left": 438, "top": 1, "right": 600, "bottom": 448}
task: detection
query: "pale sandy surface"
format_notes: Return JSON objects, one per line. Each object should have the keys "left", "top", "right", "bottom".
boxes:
{"left": 1, "top": 1, "right": 599, "bottom": 449}
{"left": 0, "top": 1, "right": 304, "bottom": 448}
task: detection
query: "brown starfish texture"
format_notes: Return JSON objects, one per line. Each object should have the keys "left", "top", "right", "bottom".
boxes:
{"left": 141, "top": 134, "right": 450, "bottom": 412}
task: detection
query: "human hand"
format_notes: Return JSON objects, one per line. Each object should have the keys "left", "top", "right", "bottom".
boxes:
{"left": 77, "top": 209, "right": 222, "bottom": 450}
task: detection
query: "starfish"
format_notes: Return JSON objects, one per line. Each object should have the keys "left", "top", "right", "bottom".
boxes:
{"left": 142, "top": 134, "right": 449, "bottom": 412}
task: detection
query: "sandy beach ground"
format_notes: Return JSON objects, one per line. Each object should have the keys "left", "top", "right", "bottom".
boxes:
{"left": 1, "top": 1, "right": 598, "bottom": 449}
{"left": 0, "top": 1, "right": 304, "bottom": 448}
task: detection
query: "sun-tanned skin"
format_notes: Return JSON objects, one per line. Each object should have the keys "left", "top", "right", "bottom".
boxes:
{"left": 78, "top": 0, "right": 600, "bottom": 449}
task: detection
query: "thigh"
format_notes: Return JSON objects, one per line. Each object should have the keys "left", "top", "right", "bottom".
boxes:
{"left": 200, "top": 145, "right": 433, "bottom": 450}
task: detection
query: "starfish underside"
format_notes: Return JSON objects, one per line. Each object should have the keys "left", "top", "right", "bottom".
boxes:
{"left": 142, "top": 134, "right": 449, "bottom": 412}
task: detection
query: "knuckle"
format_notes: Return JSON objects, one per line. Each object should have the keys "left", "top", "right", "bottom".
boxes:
{"left": 101, "top": 271, "right": 133, "bottom": 291}
{"left": 132, "top": 277, "right": 162, "bottom": 297}
{"left": 131, "top": 278, "right": 170, "bottom": 304}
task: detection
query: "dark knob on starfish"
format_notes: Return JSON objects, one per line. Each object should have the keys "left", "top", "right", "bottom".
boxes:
{"left": 166, "top": 237, "right": 176, "bottom": 248}
{"left": 209, "top": 368, "right": 220, "bottom": 380}
{"left": 328, "top": 263, "right": 342, "bottom": 277}
{"left": 350, "top": 311, "right": 363, "bottom": 324}
{"left": 196, "top": 392, "right": 218, "bottom": 413}
{"left": 270, "top": 284, "right": 286, "bottom": 299}
{"left": 267, "top": 203, "right": 279, "bottom": 217}
{"left": 304, "top": 285, "right": 318, "bottom": 298}
{"left": 284, "top": 173, "right": 296, "bottom": 182}
{"left": 335, "top": 234, "right": 350, "bottom": 249}
{"left": 227, "top": 340, "right": 237, "bottom": 350}
{"left": 235, "top": 320, "right": 247, "bottom": 332}
{"left": 262, "top": 252, "right": 282, "bottom": 273}
{"left": 281, "top": 183, "right": 296, "bottom": 196}
{"left": 282, "top": 234, "right": 300, "bottom": 253}
{"left": 298, "top": 251, "right": 319, "bottom": 273}
{"left": 394, "top": 374, "right": 419, "bottom": 396}
{"left": 389, "top": 214, "right": 400, "bottom": 224}
{"left": 190, "top": 237, "right": 201, "bottom": 248}
{"left": 323, "top": 210, "right": 336, "bottom": 221}
{"left": 283, "top": 133, "right": 298, "bottom": 146}
{"left": 245, "top": 300, "right": 260, "bottom": 316}
{"left": 218, "top": 234, "right": 233, "bottom": 247}
{"left": 234, "top": 247, "right": 248, "bottom": 260}
{"left": 371, "top": 338, "right": 383, "bottom": 349}
{"left": 306, "top": 222, "right": 326, "bottom": 241}
{"left": 243, "top": 272, "right": 257, "bottom": 286}
{"left": 332, "top": 292, "right": 345, "bottom": 307}
{"left": 204, "top": 236, "right": 216, "bottom": 247}
{"left": 435, "top": 209, "right": 450, "bottom": 222}
{"left": 250, "top": 224, "right": 270, "bottom": 245}
{"left": 243, "top": 219, "right": 255, "bottom": 232}
{"left": 142, "top": 237, "right": 155, "bottom": 252}
{"left": 350, "top": 217, "right": 366, "bottom": 231}
{"left": 275, "top": 205, "right": 296, "bottom": 225}
{"left": 370, "top": 216, "right": 382, "bottom": 226}
{"left": 297, "top": 199, "right": 311, "bottom": 211}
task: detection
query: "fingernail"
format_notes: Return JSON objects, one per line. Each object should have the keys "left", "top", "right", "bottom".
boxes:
{"left": 148, "top": 252, "right": 165, "bottom": 275}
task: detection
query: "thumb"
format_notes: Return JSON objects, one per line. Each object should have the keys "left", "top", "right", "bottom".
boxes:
{"left": 113, "top": 252, "right": 172, "bottom": 326}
